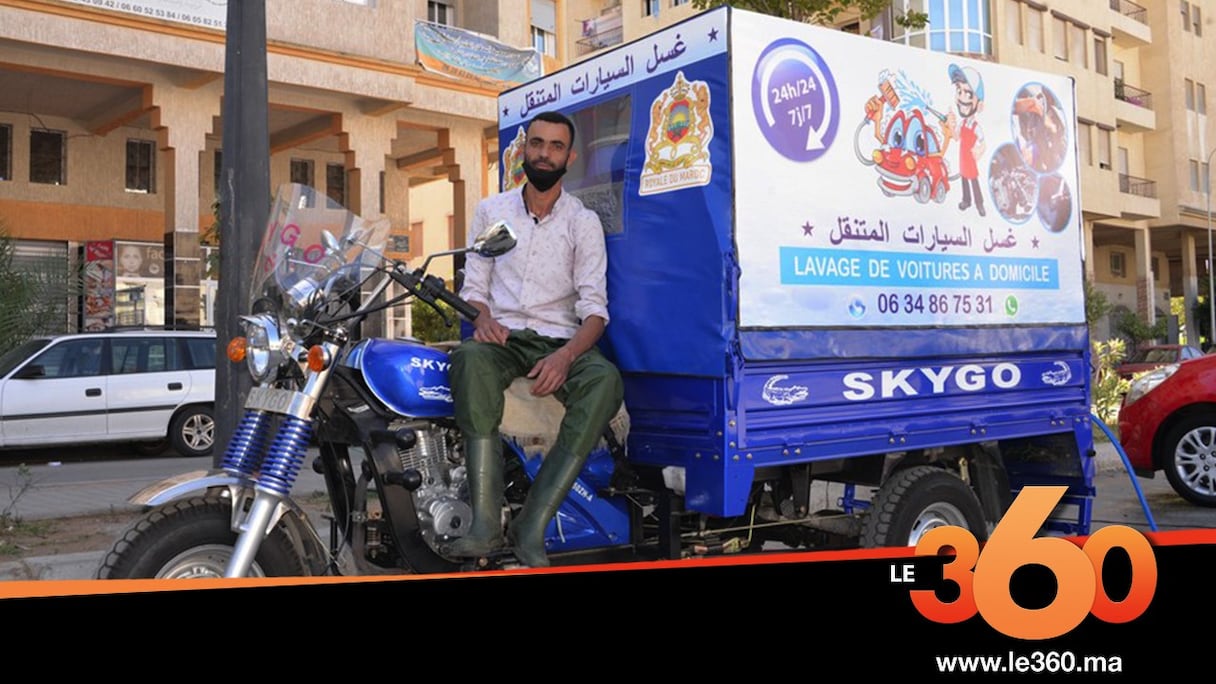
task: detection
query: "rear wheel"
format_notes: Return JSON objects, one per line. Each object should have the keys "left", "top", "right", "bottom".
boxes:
{"left": 1160, "top": 416, "right": 1216, "bottom": 506}
{"left": 170, "top": 406, "right": 214, "bottom": 458}
{"left": 861, "top": 465, "right": 986, "bottom": 547}
{"left": 95, "top": 495, "right": 308, "bottom": 579}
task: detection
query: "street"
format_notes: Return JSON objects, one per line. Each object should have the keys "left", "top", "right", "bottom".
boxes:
{"left": 0, "top": 442, "right": 1209, "bottom": 534}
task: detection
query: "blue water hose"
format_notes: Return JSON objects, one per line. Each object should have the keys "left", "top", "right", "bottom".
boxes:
{"left": 1090, "top": 413, "right": 1158, "bottom": 532}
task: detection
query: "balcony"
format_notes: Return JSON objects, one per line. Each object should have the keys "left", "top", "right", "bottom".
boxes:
{"left": 578, "top": 6, "right": 623, "bottom": 55}
{"left": 1118, "top": 173, "right": 1160, "bottom": 219}
{"left": 1110, "top": 0, "right": 1151, "bottom": 47}
{"left": 1114, "top": 80, "right": 1155, "bottom": 131}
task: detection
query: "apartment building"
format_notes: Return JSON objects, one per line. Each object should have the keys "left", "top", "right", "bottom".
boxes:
{"left": 1, "top": 0, "right": 1210, "bottom": 344}
{"left": 0, "top": 0, "right": 537, "bottom": 333}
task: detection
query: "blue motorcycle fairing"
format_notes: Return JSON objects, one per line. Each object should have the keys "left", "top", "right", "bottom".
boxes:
{"left": 345, "top": 338, "right": 456, "bottom": 418}
{"left": 508, "top": 441, "right": 632, "bottom": 553}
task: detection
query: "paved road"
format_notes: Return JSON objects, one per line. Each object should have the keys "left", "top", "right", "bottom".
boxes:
{"left": 0, "top": 440, "right": 1209, "bottom": 580}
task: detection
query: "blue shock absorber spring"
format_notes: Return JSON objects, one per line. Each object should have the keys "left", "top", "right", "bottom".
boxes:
{"left": 256, "top": 415, "right": 314, "bottom": 497}
{"left": 221, "top": 410, "right": 273, "bottom": 478}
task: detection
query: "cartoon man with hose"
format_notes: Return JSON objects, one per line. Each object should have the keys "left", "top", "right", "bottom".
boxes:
{"left": 943, "top": 64, "right": 986, "bottom": 217}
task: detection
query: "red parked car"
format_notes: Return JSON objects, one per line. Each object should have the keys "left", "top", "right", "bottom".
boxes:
{"left": 1117, "top": 352, "right": 1216, "bottom": 506}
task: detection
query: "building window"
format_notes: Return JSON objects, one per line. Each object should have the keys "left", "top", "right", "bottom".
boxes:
{"left": 1026, "top": 5, "right": 1044, "bottom": 53}
{"left": 1052, "top": 15, "right": 1067, "bottom": 60}
{"left": 890, "top": 0, "right": 992, "bottom": 55}
{"left": 1190, "top": 159, "right": 1201, "bottom": 192}
{"left": 1110, "top": 251, "right": 1126, "bottom": 279}
{"left": 1183, "top": 1, "right": 1192, "bottom": 31}
{"left": 427, "top": 1, "right": 453, "bottom": 25}
{"left": 125, "top": 139, "right": 155, "bottom": 193}
{"left": 1199, "top": 82, "right": 1208, "bottom": 115}
{"left": 1097, "top": 127, "right": 1111, "bottom": 169}
{"left": 0, "top": 124, "right": 10, "bottom": 181}
{"left": 379, "top": 170, "right": 385, "bottom": 214}
{"left": 29, "top": 129, "right": 65, "bottom": 185}
{"left": 1004, "top": 0, "right": 1022, "bottom": 45}
{"left": 672, "top": 0, "right": 688, "bottom": 5}
{"left": 1068, "top": 22, "right": 1086, "bottom": 67}
{"left": 326, "top": 163, "right": 346, "bottom": 207}
{"left": 531, "top": 0, "right": 557, "bottom": 56}
{"left": 290, "top": 158, "right": 314, "bottom": 186}
{"left": 531, "top": 26, "right": 556, "bottom": 56}
{"left": 1194, "top": 5, "right": 1203, "bottom": 35}
{"left": 213, "top": 149, "right": 223, "bottom": 198}
{"left": 1078, "top": 122, "right": 1092, "bottom": 166}
{"left": 643, "top": 0, "right": 659, "bottom": 17}
{"left": 1094, "top": 36, "right": 1108, "bottom": 75}
{"left": 1186, "top": 79, "right": 1195, "bottom": 110}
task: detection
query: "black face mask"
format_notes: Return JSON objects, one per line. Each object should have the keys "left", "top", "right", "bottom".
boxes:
{"left": 522, "top": 158, "right": 567, "bottom": 192}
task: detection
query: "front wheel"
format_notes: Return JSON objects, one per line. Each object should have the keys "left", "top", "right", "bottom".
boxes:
{"left": 1160, "top": 416, "right": 1216, "bottom": 506}
{"left": 95, "top": 495, "right": 309, "bottom": 579}
{"left": 861, "top": 465, "right": 987, "bottom": 548}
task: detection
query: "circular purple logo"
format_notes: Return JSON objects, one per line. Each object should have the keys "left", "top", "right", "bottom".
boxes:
{"left": 751, "top": 38, "right": 839, "bottom": 162}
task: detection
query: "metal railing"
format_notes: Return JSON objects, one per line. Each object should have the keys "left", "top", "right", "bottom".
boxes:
{"left": 1110, "top": 0, "right": 1149, "bottom": 24}
{"left": 1114, "top": 80, "right": 1153, "bottom": 110}
{"left": 1119, "top": 173, "right": 1158, "bottom": 198}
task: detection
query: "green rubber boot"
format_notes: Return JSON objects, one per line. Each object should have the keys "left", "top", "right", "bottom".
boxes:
{"left": 507, "top": 447, "right": 588, "bottom": 568}
{"left": 445, "top": 434, "right": 505, "bottom": 557}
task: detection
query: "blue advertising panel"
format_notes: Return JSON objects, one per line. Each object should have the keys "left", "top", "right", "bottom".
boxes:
{"left": 499, "top": 9, "right": 733, "bottom": 378}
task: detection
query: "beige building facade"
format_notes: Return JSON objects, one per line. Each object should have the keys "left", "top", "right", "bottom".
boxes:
{"left": 1, "top": 0, "right": 1212, "bottom": 344}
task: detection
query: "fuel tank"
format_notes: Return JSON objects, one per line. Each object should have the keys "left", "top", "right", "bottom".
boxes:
{"left": 344, "top": 338, "right": 454, "bottom": 418}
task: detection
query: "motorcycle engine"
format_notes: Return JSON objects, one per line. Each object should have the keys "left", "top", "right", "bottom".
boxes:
{"left": 393, "top": 423, "right": 470, "bottom": 542}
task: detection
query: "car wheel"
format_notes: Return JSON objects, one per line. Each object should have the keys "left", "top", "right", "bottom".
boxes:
{"left": 170, "top": 406, "right": 215, "bottom": 458}
{"left": 1160, "top": 416, "right": 1216, "bottom": 506}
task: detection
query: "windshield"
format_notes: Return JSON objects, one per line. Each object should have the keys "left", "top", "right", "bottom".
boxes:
{"left": 250, "top": 184, "right": 392, "bottom": 320}
{"left": 1126, "top": 347, "right": 1177, "bottom": 365}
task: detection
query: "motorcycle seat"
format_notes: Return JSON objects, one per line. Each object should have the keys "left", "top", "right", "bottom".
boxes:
{"left": 500, "top": 377, "right": 629, "bottom": 459}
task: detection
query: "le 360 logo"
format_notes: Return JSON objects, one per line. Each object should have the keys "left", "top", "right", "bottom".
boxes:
{"left": 908, "top": 486, "right": 1157, "bottom": 640}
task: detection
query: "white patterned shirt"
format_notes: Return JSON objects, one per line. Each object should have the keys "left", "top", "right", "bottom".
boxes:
{"left": 460, "top": 187, "right": 609, "bottom": 340}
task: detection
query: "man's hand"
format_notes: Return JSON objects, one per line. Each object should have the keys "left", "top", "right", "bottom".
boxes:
{"left": 470, "top": 302, "right": 510, "bottom": 345}
{"left": 527, "top": 347, "right": 575, "bottom": 397}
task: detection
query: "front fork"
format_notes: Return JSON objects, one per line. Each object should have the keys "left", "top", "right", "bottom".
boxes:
{"left": 224, "top": 348, "right": 336, "bottom": 578}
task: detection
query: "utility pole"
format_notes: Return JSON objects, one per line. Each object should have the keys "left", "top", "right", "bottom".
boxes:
{"left": 1206, "top": 146, "right": 1215, "bottom": 350}
{"left": 214, "top": 0, "right": 270, "bottom": 467}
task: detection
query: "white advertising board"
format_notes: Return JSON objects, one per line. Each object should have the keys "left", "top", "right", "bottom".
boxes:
{"left": 730, "top": 11, "right": 1084, "bottom": 329}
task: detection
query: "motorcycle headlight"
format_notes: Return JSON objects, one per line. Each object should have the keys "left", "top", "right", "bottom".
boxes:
{"left": 1123, "top": 363, "right": 1179, "bottom": 407}
{"left": 241, "top": 313, "right": 284, "bottom": 383}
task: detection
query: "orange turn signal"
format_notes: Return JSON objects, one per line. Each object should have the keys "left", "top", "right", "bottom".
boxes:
{"left": 307, "top": 345, "right": 331, "bottom": 372}
{"left": 227, "top": 337, "right": 248, "bottom": 363}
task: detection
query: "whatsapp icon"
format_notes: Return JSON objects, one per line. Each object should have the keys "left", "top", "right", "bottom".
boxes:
{"left": 1004, "top": 296, "right": 1019, "bottom": 317}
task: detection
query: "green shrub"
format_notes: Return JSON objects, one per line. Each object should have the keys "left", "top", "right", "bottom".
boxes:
{"left": 410, "top": 297, "right": 462, "bottom": 343}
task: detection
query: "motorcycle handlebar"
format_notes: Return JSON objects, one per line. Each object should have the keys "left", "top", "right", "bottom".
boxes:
{"left": 421, "top": 274, "right": 480, "bottom": 322}
{"left": 388, "top": 265, "right": 480, "bottom": 322}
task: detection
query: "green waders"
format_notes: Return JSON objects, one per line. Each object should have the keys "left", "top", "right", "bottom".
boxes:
{"left": 449, "top": 330, "right": 623, "bottom": 567}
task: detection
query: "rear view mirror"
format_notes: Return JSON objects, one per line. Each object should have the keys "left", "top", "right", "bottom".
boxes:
{"left": 471, "top": 221, "right": 517, "bottom": 258}
{"left": 13, "top": 364, "right": 45, "bottom": 379}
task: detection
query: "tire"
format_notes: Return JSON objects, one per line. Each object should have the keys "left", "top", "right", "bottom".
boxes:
{"left": 1160, "top": 416, "right": 1216, "bottom": 506}
{"left": 170, "top": 405, "right": 214, "bottom": 458}
{"left": 915, "top": 176, "right": 932, "bottom": 203}
{"left": 96, "top": 495, "right": 308, "bottom": 579}
{"left": 861, "top": 465, "right": 987, "bottom": 548}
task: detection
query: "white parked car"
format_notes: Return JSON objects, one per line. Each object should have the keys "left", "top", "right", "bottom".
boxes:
{"left": 0, "top": 330, "right": 216, "bottom": 457}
